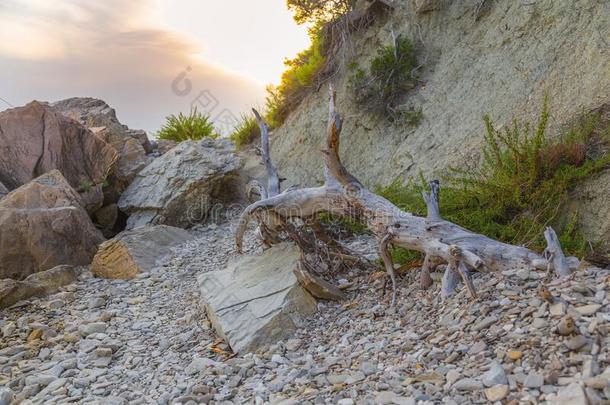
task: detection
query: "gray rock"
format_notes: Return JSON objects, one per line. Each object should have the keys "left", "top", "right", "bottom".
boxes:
{"left": 473, "top": 316, "right": 498, "bottom": 331}
{"left": 25, "top": 373, "right": 56, "bottom": 387}
{"left": 88, "top": 296, "right": 106, "bottom": 309}
{"left": 482, "top": 362, "right": 507, "bottom": 387}
{"left": 523, "top": 372, "right": 544, "bottom": 388}
{"left": 531, "top": 318, "right": 548, "bottom": 329}
{"left": 0, "top": 387, "right": 14, "bottom": 405}
{"left": 197, "top": 243, "right": 316, "bottom": 353}
{"left": 47, "top": 299, "right": 63, "bottom": 309}
{"left": 285, "top": 338, "right": 302, "bottom": 352}
{"left": 327, "top": 374, "right": 349, "bottom": 385}
{"left": 60, "top": 358, "right": 77, "bottom": 369}
{"left": 549, "top": 382, "right": 588, "bottom": 404}
{"left": 468, "top": 341, "right": 487, "bottom": 355}
{"left": 360, "top": 361, "right": 377, "bottom": 376}
{"left": 582, "top": 358, "right": 599, "bottom": 379}
{"left": 575, "top": 304, "right": 601, "bottom": 316}
{"left": 565, "top": 335, "right": 588, "bottom": 351}
{"left": 484, "top": 384, "right": 509, "bottom": 401}
{"left": 118, "top": 139, "right": 241, "bottom": 229}
{"left": 1, "top": 322, "right": 15, "bottom": 338}
{"left": 550, "top": 302, "right": 567, "bottom": 316}
{"left": 78, "top": 339, "right": 100, "bottom": 353}
{"left": 453, "top": 378, "right": 483, "bottom": 391}
{"left": 445, "top": 369, "right": 461, "bottom": 386}
{"left": 185, "top": 357, "right": 219, "bottom": 375}
{"left": 516, "top": 269, "right": 530, "bottom": 280}
{"left": 583, "top": 377, "right": 608, "bottom": 390}
{"left": 78, "top": 322, "right": 107, "bottom": 336}
{"left": 271, "top": 354, "right": 287, "bottom": 364}
{"left": 345, "top": 371, "right": 365, "bottom": 384}
{"left": 375, "top": 391, "right": 399, "bottom": 404}
{"left": 392, "top": 398, "right": 416, "bottom": 405}
{"left": 19, "top": 384, "right": 40, "bottom": 399}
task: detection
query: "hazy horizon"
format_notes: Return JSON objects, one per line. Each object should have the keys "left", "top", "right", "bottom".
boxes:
{"left": 0, "top": 0, "right": 310, "bottom": 135}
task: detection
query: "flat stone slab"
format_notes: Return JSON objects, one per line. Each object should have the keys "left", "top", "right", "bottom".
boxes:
{"left": 198, "top": 243, "right": 317, "bottom": 353}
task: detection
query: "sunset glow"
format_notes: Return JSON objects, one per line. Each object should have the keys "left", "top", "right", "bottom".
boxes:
{"left": 0, "top": 0, "right": 311, "bottom": 132}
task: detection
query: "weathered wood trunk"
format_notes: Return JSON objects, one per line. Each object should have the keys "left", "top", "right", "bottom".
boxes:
{"left": 236, "top": 87, "right": 575, "bottom": 304}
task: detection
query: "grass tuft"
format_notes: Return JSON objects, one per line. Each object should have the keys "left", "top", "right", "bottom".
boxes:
{"left": 157, "top": 108, "right": 218, "bottom": 142}
{"left": 229, "top": 115, "right": 261, "bottom": 149}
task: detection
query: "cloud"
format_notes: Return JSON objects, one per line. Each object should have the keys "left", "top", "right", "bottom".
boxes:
{"left": 0, "top": 0, "right": 265, "bottom": 134}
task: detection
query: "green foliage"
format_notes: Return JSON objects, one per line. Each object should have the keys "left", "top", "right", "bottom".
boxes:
{"left": 265, "top": 27, "right": 327, "bottom": 128}
{"left": 377, "top": 103, "right": 610, "bottom": 263}
{"left": 229, "top": 115, "right": 261, "bottom": 149}
{"left": 351, "top": 35, "right": 419, "bottom": 121}
{"left": 287, "top": 0, "right": 354, "bottom": 25}
{"left": 157, "top": 108, "right": 218, "bottom": 142}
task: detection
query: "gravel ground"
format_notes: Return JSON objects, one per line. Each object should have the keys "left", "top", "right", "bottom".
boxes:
{"left": 1, "top": 215, "right": 609, "bottom": 404}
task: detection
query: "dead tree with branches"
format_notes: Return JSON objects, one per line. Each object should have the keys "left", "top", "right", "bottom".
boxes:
{"left": 237, "top": 86, "right": 575, "bottom": 306}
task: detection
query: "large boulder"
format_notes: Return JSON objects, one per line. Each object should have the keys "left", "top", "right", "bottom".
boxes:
{"left": 91, "top": 225, "right": 193, "bottom": 279}
{"left": 0, "top": 101, "right": 117, "bottom": 195}
{"left": 0, "top": 171, "right": 104, "bottom": 280}
{"left": 197, "top": 243, "right": 317, "bottom": 353}
{"left": 118, "top": 139, "right": 241, "bottom": 229}
{"left": 0, "top": 265, "right": 79, "bottom": 309}
{"left": 0, "top": 169, "right": 84, "bottom": 210}
{"left": 113, "top": 138, "right": 151, "bottom": 190}
{"left": 51, "top": 99, "right": 153, "bottom": 204}
{"left": 93, "top": 127, "right": 152, "bottom": 203}
{"left": 52, "top": 98, "right": 152, "bottom": 152}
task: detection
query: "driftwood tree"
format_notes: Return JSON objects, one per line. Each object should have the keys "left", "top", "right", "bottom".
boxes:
{"left": 237, "top": 87, "right": 575, "bottom": 305}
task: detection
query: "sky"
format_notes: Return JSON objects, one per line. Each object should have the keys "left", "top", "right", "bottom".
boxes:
{"left": 0, "top": 0, "right": 310, "bottom": 134}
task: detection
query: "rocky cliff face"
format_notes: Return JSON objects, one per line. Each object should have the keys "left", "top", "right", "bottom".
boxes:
{"left": 266, "top": 0, "right": 610, "bottom": 246}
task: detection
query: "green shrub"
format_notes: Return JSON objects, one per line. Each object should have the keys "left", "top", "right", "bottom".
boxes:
{"left": 265, "top": 27, "right": 327, "bottom": 128}
{"left": 377, "top": 103, "right": 610, "bottom": 263}
{"left": 351, "top": 35, "right": 418, "bottom": 121}
{"left": 230, "top": 115, "right": 261, "bottom": 149}
{"left": 157, "top": 108, "right": 218, "bottom": 142}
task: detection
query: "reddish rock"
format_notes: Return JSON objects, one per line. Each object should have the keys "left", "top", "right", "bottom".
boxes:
{"left": 0, "top": 101, "right": 117, "bottom": 193}
{"left": 0, "top": 171, "right": 104, "bottom": 280}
